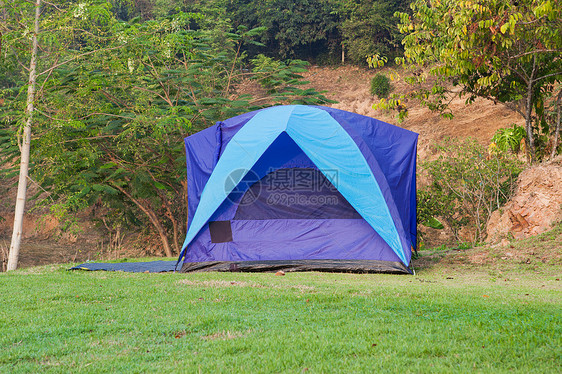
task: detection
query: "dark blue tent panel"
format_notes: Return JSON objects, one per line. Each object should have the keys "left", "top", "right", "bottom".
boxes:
{"left": 179, "top": 105, "right": 417, "bottom": 274}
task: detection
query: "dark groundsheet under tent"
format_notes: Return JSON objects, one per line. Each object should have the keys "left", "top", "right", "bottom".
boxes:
{"left": 181, "top": 259, "right": 411, "bottom": 274}
{"left": 71, "top": 261, "right": 176, "bottom": 273}
{"left": 70, "top": 259, "right": 411, "bottom": 274}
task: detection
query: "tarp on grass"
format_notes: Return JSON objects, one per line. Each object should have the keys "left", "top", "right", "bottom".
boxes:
{"left": 71, "top": 261, "right": 176, "bottom": 273}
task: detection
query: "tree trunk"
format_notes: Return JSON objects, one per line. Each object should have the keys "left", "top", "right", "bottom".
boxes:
{"left": 164, "top": 203, "right": 180, "bottom": 255}
{"left": 7, "top": 0, "right": 41, "bottom": 271}
{"left": 160, "top": 188, "right": 180, "bottom": 255}
{"left": 112, "top": 184, "right": 174, "bottom": 257}
{"left": 524, "top": 57, "right": 537, "bottom": 163}
{"left": 551, "top": 89, "right": 562, "bottom": 159}
{"left": 524, "top": 83, "right": 534, "bottom": 163}
{"left": 181, "top": 179, "right": 188, "bottom": 226}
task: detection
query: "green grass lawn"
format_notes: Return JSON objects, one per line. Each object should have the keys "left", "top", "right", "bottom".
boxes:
{"left": 0, "top": 268, "right": 559, "bottom": 372}
{"left": 1, "top": 226, "right": 561, "bottom": 373}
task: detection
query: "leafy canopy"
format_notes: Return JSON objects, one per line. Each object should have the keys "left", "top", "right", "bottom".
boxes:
{"left": 0, "top": 2, "right": 334, "bottom": 256}
{"left": 390, "top": 0, "right": 562, "bottom": 158}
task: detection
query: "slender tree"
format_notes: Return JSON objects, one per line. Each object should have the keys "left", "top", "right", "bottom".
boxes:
{"left": 2, "top": 0, "right": 115, "bottom": 269}
{"left": 6, "top": 0, "right": 40, "bottom": 271}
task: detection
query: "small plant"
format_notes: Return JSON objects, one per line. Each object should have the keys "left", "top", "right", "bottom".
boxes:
{"left": 491, "top": 124, "right": 526, "bottom": 153}
{"left": 370, "top": 73, "right": 392, "bottom": 98}
{"left": 366, "top": 53, "right": 388, "bottom": 68}
{"left": 455, "top": 242, "right": 473, "bottom": 250}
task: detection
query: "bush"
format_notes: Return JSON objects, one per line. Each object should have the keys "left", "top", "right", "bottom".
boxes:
{"left": 418, "top": 138, "right": 524, "bottom": 244}
{"left": 370, "top": 74, "right": 392, "bottom": 98}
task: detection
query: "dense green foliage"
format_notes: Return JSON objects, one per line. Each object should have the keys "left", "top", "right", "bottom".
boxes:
{"left": 338, "top": 0, "right": 411, "bottom": 64}
{"left": 0, "top": 260, "right": 560, "bottom": 371}
{"left": 370, "top": 73, "right": 392, "bottom": 98}
{"left": 393, "top": 0, "right": 562, "bottom": 160}
{"left": 231, "top": 0, "right": 340, "bottom": 60}
{"left": 419, "top": 138, "right": 523, "bottom": 244}
{"left": 0, "top": 0, "right": 333, "bottom": 256}
{"left": 104, "top": 0, "right": 412, "bottom": 64}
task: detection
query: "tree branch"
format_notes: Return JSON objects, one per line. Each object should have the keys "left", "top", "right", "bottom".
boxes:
{"left": 133, "top": 85, "right": 172, "bottom": 105}
{"left": 508, "top": 49, "right": 562, "bottom": 59}
{"left": 36, "top": 45, "right": 125, "bottom": 77}
{"left": 61, "top": 135, "right": 118, "bottom": 143}
{"left": 532, "top": 70, "right": 562, "bottom": 84}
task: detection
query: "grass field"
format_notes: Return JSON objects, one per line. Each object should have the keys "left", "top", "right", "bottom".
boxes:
{"left": 1, "top": 227, "right": 561, "bottom": 373}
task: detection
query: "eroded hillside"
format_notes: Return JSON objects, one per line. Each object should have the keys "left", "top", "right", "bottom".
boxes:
{"left": 300, "top": 65, "right": 524, "bottom": 160}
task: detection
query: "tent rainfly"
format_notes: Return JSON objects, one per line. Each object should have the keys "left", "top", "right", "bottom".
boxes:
{"left": 178, "top": 105, "right": 418, "bottom": 274}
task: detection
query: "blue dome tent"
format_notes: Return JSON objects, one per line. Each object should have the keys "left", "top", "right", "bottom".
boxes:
{"left": 178, "top": 105, "right": 418, "bottom": 274}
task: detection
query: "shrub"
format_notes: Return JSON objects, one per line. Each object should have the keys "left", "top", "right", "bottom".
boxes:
{"left": 370, "top": 74, "right": 392, "bottom": 98}
{"left": 418, "top": 138, "right": 524, "bottom": 244}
